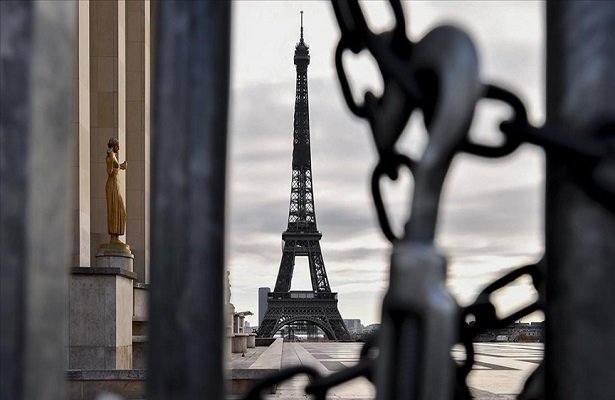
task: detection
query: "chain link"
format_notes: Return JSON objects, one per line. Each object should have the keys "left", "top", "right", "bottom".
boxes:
{"left": 460, "top": 84, "right": 526, "bottom": 158}
{"left": 242, "top": 365, "right": 322, "bottom": 400}
{"left": 241, "top": 333, "right": 378, "bottom": 400}
{"left": 457, "top": 263, "right": 543, "bottom": 396}
{"left": 371, "top": 152, "right": 416, "bottom": 242}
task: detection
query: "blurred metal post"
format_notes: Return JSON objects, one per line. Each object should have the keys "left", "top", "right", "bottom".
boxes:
{"left": 545, "top": 2, "right": 615, "bottom": 399}
{"left": 0, "top": 1, "right": 75, "bottom": 400}
{"left": 148, "top": 1, "right": 231, "bottom": 399}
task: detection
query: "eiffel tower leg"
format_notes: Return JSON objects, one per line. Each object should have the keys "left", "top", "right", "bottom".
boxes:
{"left": 258, "top": 300, "right": 282, "bottom": 338}
{"left": 273, "top": 242, "right": 296, "bottom": 292}
{"left": 308, "top": 241, "right": 331, "bottom": 292}
{"left": 329, "top": 314, "right": 351, "bottom": 341}
{"left": 323, "top": 304, "right": 350, "bottom": 341}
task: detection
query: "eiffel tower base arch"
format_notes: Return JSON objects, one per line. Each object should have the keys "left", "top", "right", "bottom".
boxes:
{"left": 258, "top": 293, "right": 350, "bottom": 340}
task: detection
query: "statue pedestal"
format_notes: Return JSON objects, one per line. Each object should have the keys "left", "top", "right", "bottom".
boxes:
{"left": 96, "top": 243, "right": 134, "bottom": 271}
{"left": 231, "top": 334, "right": 249, "bottom": 354}
{"left": 247, "top": 333, "right": 256, "bottom": 348}
{"left": 69, "top": 267, "right": 137, "bottom": 369}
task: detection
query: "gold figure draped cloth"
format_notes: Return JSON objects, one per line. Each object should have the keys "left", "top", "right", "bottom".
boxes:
{"left": 106, "top": 153, "right": 126, "bottom": 235}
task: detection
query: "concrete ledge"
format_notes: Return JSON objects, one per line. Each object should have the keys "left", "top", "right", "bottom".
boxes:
{"left": 231, "top": 367, "right": 280, "bottom": 380}
{"left": 255, "top": 337, "right": 276, "bottom": 346}
{"left": 230, "top": 338, "right": 283, "bottom": 394}
{"left": 132, "top": 335, "right": 147, "bottom": 343}
{"left": 68, "top": 369, "right": 146, "bottom": 380}
{"left": 71, "top": 267, "right": 137, "bottom": 280}
{"left": 67, "top": 370, "right": 145, "bottom": 400}
{"left": 249, "top": 338, "right": 283, "bottom": 370}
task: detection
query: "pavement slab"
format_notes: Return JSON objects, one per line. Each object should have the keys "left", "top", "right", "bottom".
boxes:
{"left": 246, "top": 341, "right": 543, "bottom": 399}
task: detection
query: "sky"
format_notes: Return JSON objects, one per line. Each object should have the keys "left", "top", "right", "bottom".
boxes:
{"left": 227, "top": 1, "right": 545, "bottom": 327}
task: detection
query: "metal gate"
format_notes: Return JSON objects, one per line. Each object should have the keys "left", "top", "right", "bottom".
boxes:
{"left": 1, "top": 1, "right": 613, "bottom": 399}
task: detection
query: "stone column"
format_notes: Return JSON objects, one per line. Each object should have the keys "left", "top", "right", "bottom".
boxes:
{"left": 125, "top": 0, "right": 151, "bottom": 283}
{"left": 90, "top": 0, "right": 127, "bottom": 256}
{"left": 68, "top": 0, "right": 135, "bottom": 372}
{"left": 73, "top": 1, "right": 91, "bottom": 268}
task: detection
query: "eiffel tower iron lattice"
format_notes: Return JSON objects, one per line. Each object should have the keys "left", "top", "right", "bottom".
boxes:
{"left": 258, "top": 14, "right": 350, "bottom": 341}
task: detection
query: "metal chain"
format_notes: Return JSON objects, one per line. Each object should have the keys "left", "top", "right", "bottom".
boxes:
{"left": 242, "top": 1, "right": 613, "bottom": 398}
{"left": 371, "top": 151, "right": 416, "bottom": 242}
{"left": 332, "top": 0, "right": 549, "bottom": 398}
{"left": 333, "top": 0, "right": 610, "bottom": 355}
{"left": 461, "top": 86, "right": 615, "bottom": 212}
{"left": 241, "top": 333, "right": 378, "bottom": 400}
{"left": 242, "top": 365, "right": 322, "bottom": 400}
{"left": 333, "top": 0, "right": 614, "bottom": 212}
{"left": 456, "top": 263, "right": 543, "bottom": 398}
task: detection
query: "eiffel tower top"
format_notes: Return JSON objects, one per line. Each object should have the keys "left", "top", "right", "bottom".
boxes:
{"left": 294, "top": 11, "right": 310, "bottom": 65}
{"left": 287, "top": 11, "right": 317, "bottom": 233}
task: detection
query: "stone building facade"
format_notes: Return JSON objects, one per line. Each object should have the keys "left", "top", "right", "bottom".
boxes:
{"left": 72, "top": 0, "right": 151, "bottom": 281}
{"left": 68, "top": 0, "right": 153, "bottom": 372}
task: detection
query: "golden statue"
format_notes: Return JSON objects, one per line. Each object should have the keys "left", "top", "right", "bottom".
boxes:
{"left": 105, "top": 138, "right": 127, "bottom": 245}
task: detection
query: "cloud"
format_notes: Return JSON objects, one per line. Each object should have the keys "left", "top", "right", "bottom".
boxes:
{"left": 228, "top": 1, "right": 544, "bottom": 327}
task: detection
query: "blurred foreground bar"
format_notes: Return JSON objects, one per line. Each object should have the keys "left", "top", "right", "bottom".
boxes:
{"left": 0, "top": 1, "right": 75, "bottom": 400}
{"left": 148, "top": 1, "right": 231, "bottom": 399}
{"left": 545, "top": 2, "right": 615, "bottom": 399}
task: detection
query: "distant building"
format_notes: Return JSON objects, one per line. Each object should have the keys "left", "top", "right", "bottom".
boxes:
{"left": 474, "top": 321, "right": 544, "bottom": 342}
{"left": 363, "top": 324, "right": 381, "bottom": 334}
{"left": 258, "top": 287, "right": 270, "bottom": 326}
{"left": 343, "top": 319, "right": 362, "bottom": 334}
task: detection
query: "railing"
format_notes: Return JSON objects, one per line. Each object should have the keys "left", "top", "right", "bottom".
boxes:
{"left": 1, "top": 1, "right": 614, "bottom": 400}
{"left": 268, "top": 291, "right": 338, "bottom": 300}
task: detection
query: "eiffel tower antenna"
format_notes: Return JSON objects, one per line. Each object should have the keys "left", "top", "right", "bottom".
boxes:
{"left": 258, "top": 14, "right": 349, "bottom": 341}
{"left": 300, "top": 11, "right": 304, "bottom": 41}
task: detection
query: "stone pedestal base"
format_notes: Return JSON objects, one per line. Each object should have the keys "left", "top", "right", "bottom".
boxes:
{"left": 231, "top": 334, "right": 248, "bottom": 354}
{"left": 96, "top": 243, "right": 134, "bottom": 271}
{"left": 247, "top": 333, "right": 256, "bottom": 348}
{"left": 226, "top": 334, "right": 233, "bottom": 356}
{"left": 69, "top": 267, "right": 137, "bottom": 370}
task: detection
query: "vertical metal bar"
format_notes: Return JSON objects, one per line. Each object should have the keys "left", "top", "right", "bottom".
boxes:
{"left": 0, "top": 3, "right": 32, "bottom": 397}
{"left": 0, "top": 1, "right": 75, "bottom": 400}
{"left": 148, "top": 1, "right": 231, "bottom": 399}
{"left": 545, "top": 2, "right": 615, "bottom": 399}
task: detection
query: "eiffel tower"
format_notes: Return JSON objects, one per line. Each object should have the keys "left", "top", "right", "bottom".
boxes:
{"left": 258, "top": 13, "right": 350, "bottom": 341}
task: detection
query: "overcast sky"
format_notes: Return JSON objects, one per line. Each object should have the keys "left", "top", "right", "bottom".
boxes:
{"left": 227, "top": 1, "right": 545, "bottom": 327}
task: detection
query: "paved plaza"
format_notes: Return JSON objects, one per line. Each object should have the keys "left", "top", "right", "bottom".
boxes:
{"left": 254, "top": 341, "right": 543, "bottom": 399}
{"left": 458, "top": 343, "right": 543, "bottom": 399}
